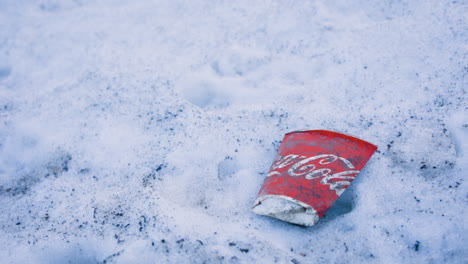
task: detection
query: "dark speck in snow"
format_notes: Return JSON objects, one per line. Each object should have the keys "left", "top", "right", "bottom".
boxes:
{"left": 156, "top": 164, "right": 163, "bottom": 171}
{"left": 413, "top": 241, "right": 420, "bottom": 251}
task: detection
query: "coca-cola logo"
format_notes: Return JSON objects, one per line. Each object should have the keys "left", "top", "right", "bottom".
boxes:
{"left": 267, "top": 154, "right": 359, "bottom": 196}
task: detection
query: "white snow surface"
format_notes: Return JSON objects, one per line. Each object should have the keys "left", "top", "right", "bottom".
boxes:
{"left": 0, "top": 0, "right": 467, "bottom": 263}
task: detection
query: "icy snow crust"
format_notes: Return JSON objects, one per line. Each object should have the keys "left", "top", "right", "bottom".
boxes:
{"left": 0, "top": 0, "right": 466, "bottom": 263}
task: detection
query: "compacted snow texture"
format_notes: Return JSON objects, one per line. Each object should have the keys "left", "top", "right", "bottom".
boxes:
{"left": 0, "top": 0, "right": 466, "bottom": 263}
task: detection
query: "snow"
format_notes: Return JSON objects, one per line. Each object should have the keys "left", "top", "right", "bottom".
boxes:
{"left": 0, "top": 0, "right": 466, "bottom": 263}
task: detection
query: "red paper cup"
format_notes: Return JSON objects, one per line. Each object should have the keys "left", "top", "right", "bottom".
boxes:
{"left": 252, "top": 130, "right": 377, "bottom": 226}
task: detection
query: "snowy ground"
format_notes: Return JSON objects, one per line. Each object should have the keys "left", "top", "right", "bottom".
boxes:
{"left": 0, "top": 0, "right": 467, "bottom": 263}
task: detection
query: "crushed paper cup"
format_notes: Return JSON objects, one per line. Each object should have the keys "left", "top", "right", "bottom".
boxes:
{"left": 252, "top": 130, "right": 377, "bottom": 226}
